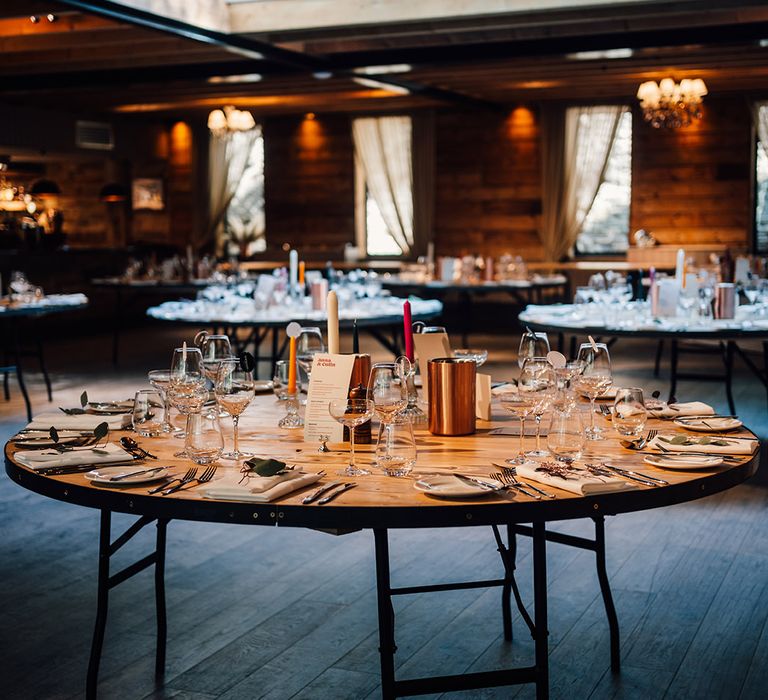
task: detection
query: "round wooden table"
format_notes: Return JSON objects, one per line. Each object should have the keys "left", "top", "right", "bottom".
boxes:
{"left": 519, "top": 303, "right": 768, "bottom": 414}
{"left": 4, "top": 395, "right": 759, "bottom": 699}
{"left": 0, "top": 294, "right": 89, "bottom": 420}
{"left": 146, "top": 297, "right": 443, "bottom": 376}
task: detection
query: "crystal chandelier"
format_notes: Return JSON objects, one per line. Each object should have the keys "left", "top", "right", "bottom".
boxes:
{"left": 636, "top": 78, "right": 708, "bottom": 128}
{"left": 207, "top": 106, "right": 256, "bottom": 137}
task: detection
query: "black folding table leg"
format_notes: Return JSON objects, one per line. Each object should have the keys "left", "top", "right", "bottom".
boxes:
{"left": 87, "top": 510, "right": 112, "bottom": 700}
{"left": 669, "top": 339, "right": 678, "bottom": 404}
{"left": 593, "top": 516, "right": 620, "bottom": 673}
{"left": 11, "top": 320, "right": 32, "bottom": 421}
{"left": 374, "top": 529, "right": 397, "bottom": 700}
{"left": 35, "top": 330, "right": 53, "bottom": 401}
{"left": 155, "top": 518, "right": 168, "bottom": 677}
{"left": 654, "top": 340, "right": 664, "bottom": 377}
{"left": 532, "top": 521, "right": 549, "bottom": 700}
{"left": 724, "top": 341, "right": 736, "bottom": 415}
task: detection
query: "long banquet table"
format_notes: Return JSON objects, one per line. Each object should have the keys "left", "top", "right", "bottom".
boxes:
{"left": 519, "top": 302, "right": 768, "bottom": 414}
{"left": 4, "top": 394, "right": 759, "bottom": 699}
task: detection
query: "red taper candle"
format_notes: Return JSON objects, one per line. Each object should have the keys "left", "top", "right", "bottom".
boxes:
{"left": 403, "top": 300, "right": 414, "bottom": 362}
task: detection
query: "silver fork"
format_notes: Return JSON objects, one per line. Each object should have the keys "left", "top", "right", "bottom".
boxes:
{"left": 500, "top": 466, "right": 556, "bottom": 499}
{"left": 165, "top": 465, "right": 218, "bottom": 494}
{"left": 490, "top": 471, "right": 541, "bottom": 500}
{"left": 149, "top": 467, "right": 196, "bottom": 494}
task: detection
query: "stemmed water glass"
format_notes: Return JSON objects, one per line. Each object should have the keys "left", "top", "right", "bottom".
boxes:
{"left": 573, "top": 342, "right": 612, "bottom": 440}
{"left": 522, "top": 357, "right": 556, "bottom": 458}
{"left": 500, "top": 360, "right": 549, "bottom": 464}
{"left": 201, "top": 334, "right": 233, "bottom": 416}
{"left": 168, "top": 346, "right": 207, "bottom": 456}
{"left": 297, "top": 327, "right": 325, "bottom": 386}
{"left": 518, "top": 330, "right": 550, "bottom": 368}
{"left": 215, "top": 358, "right": 256, "bottom": 461}
{"left": 453, "top": 348, "right": 488, "bottom": 367}
{"left": 368, "top": 358, "right": 410, "bottom": 470}
{"left": 328, "top": 399, "right": 375, "bottom": 476}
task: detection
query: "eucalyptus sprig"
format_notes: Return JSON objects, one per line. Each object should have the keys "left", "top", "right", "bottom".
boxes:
{"left": 59, "top": 390, "right": 90, "bottom": 416}
{"left": 48, "top": 420, "right": 110, "bottom": 453}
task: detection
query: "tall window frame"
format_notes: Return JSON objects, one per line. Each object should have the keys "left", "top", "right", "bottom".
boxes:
{"left": 754, "top": 102, "right": 768, "bottom": 254}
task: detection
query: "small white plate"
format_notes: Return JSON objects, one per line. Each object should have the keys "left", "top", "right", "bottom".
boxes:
{"left": 86, "top": 466, "right": 171, "bottom": 485}
{"left": 673, "top": 417, "right": 743, "bottom": 432}
{"left": 643, "top": 455, "right": 723, "bottom": 470}
{"left": 87, "top": 401, "right": 134, "bottom": 415}
{"left": 414, "top": 474, "right": 501, "bottom": 499}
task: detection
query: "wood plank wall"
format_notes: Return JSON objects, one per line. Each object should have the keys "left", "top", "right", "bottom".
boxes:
{"left": 263, "top": 114, "right": 355, "bottom": 255}
{"left": 630, "top": 98, "right": 752, "bottom": 248}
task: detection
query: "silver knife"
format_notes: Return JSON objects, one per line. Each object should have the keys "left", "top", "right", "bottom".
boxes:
{"left": 455, "top": 473, "right": 535, "bottom": 497}
{"left": 601, "top": 464, "right": 668, "bottom": 485}
{"left": 302, "top": 481, "right": 342, "bottom": 504}
{"left": 317, "top": 482, "right": 357, "bottom": 505}
{"left": 108, "top": 466, "right": 168, "bottom": 482}
{"left": 598, "top": 464, "right": 664, "bottom": 487}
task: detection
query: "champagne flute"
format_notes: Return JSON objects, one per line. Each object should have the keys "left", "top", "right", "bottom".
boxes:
{"left": 368, "top": 360, "right": 409, "bottom": 468}
{"left": 328, "top": 399, "right": 375, "bottom": 476}
{"left": 574, "top": 342, "right": 612, "bottom": 440}
{"left": 215, "top": 358, "right": 256, "bottom": 461}
{"left": 518, "top": 331, "right": 550, "bottom": 368}
{"left": 521, "top": 357, "right": 556, "bottom": 457}
{"left": 297, "top": 326, "right": 325, "bottom": 385}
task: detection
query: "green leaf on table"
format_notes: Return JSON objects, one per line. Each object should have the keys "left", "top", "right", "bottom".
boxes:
{"left": 244, "top": 457, "right": 287, "bottom": 477}
{"left": 239, "top": 351, "right": 255, "bottom": 373}
{"left": 660, "top": 435, "right": 690, "bottom": 445}
{"left": 59, "top": 407, "right": 86, "bottom": 415}
{"left": 80, "top": 391, "right": 89, "bottom": 408}
{"left": 93, "top": 448, "right": 109, "bottom": 455}
{"left": 93, "top": 422, "right": 109, "bottom": 442}
{"left": 49, "top": 426, "right": 59, "bottom": 443}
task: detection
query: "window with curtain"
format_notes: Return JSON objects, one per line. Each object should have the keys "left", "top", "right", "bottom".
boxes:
{"left": 353, "top": 116, "right": 413, "bottom": 256}
{"left": 575, "top": 109, "right": 632, "bottom": 255}
{"left": 224, "top": 128, "right": 265, "bottom": 255}
{"left": 755, "top": 103, "right": 768, "bottom": 253}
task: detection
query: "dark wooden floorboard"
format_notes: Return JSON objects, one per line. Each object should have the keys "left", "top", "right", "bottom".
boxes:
{"left": 1, "top": 328, "right": 767, "bottom": 699}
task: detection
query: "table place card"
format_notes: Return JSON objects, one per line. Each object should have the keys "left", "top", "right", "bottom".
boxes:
{"left": 414, "top": 331, "right": 452, "bottom": 397}
{"left": 303, "top": 353, "right": 356, "bottom": 443}
{"left": 476, "top": 373, "right": 492, "bottom": 420}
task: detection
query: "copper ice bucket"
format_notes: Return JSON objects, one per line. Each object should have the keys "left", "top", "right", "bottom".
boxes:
{"left": 714, "top": 283, "right": 736, "bottom": 320}
{"left": 428, "top": 357, "right": 476, "bottom": 436}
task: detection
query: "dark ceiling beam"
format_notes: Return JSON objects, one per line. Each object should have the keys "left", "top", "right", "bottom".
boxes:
{"left": 53, "top": 0, "right": 504, "bottom": 111}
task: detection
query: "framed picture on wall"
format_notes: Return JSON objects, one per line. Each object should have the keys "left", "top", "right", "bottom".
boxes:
{"left": 132, "top": 178, "right": 165, "bottom": 211}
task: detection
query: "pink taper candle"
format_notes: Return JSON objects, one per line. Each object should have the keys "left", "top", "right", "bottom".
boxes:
{"left": 403, "top": 300, "right": 414, "bottom": 362}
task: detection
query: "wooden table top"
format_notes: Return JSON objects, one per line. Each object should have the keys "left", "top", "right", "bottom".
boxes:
{"left": 4, "top": 395, "right": 759, "bottom": 531}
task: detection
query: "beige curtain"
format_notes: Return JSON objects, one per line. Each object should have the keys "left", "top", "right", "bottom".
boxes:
{"left": 208, "top": 127, "right": 259, "bottom": 255}
{"left": 353, "top": 116, "right": 413, "bottom": 254}
{"left": 411, "top": 111, "right": 435, "bottom": 259}
{"left": 539, "top": 104, "right": 624, "bottom": 261}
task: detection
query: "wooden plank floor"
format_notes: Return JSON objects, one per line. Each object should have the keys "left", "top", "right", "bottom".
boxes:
{"left": 1, "top": 324, "right": 766, "bottom": 699}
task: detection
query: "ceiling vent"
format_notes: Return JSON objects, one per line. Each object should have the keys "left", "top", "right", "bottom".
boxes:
{"left": 76, "top": 120, "right": 114, "bottom": 150}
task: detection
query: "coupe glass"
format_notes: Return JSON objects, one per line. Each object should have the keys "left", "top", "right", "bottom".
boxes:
{"left": 518, "top": 331, "right": 550, "bottom": 368}
{"left": 132, "top": 389, "right": 165, "bottom": 437}
{"left": 147, "top": 369, "right": 175, "bottom": 433}
{"left": 297, "top": 327, "right": 325, "bottom": 384}
{"left": 574, "top": 342, "right": 612, "bottom": 440}
{"left": 453, "top": 348, "right": 488, "bottom": 367}
{"left": 368, "top": 359, "right": 410, "bottom": 467}
{"left": 215, "top": 358, "right": 256, "bottom": 461}
{"left": 613, "top": 387, "right": 647, "bottom": 440}
{"left": 185, "top": 412, "right": 224, "bottom": 465}
{"left": 328, "top": 398, "right": 375, "bottom": 476}
{"left": 521, "top": 357, "right": 556, "bottom": 458}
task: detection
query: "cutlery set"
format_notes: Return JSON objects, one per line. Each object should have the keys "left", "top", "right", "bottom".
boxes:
{"left": 302, "top": 481, "right": 357, "bottom": 504}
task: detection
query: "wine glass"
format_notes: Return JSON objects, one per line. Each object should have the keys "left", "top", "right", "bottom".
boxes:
{"left": 297, "top": 327, "right": 325, "bottom": 385}
{"left": 613, "top": 387, "right": 647, "bottom": 440}
{"left": 328, "top": 399, "right": 375, "bottom": 476}
{"left": 574, "top": 342, "right": 612, "bottom": 440}
{"left": 215, "top": 358, "right": 256, "bottom": 461}
{"left": 167, "top": 380, "right": 208, "bottom": 457}
{"left": 518, "top": 331, "right": 550, "bottom": 368}
{"left": 200, "top": 334, "right": 233, "bottom": 382}
{"left": 147, "top": 369, "right": 175, "bottom": 433}
{"left": 368, "top": 360, "right": 409, "bottom": 468}
{"left": 453, "top": 348, "right": 488, "bottom": 367}
{"left": 170, "top": 346, "right": 204, "bottom": 386}
{"left": 521, "top": 357, "right": 556, "bottom": 458}
{"left": 185, "top": 413, "right": 224, "bottom": 465}
{"left": 500, "top": 361, "right": 547, "bottom": 464}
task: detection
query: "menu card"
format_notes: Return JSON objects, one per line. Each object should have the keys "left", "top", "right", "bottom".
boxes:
{"left": 413, "top": 331, "right": 452, "bottom": 398}
{"left": 303, "top": 353, "right": 356, "bottom": 443}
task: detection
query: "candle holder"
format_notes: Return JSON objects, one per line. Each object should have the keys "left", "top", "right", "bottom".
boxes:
{"left": 278, "top": 391, "right": 304, "bottom": 429}
{"left": 400, "top": 372, "right": 427, "bottom": 425}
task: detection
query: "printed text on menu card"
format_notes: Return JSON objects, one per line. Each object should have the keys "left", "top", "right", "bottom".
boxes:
{"left": 303, "top": 353, "right": 356, "bottom": 443}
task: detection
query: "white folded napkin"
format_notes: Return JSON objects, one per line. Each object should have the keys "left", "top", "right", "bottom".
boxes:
{"left": 516, "top": 461, "right": 636, "bottom": 496}
{"left": 649, "top": 434, "right": 757, "bottom": 455}
{"left": 26, "top": 412, "right": 131, "bottom": 431}
{"left": 15, "top": 443, "right": 136, "bottom": 470}
{"left": 201, "top": 472, "right": 323, "bottom": 502}
{"left": 648, "top": 401, "right": 714, "bottom": 418}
